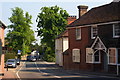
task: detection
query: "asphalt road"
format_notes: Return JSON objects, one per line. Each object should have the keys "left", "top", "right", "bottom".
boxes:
{"left": 5, "top": 60, "right": 120, "bottom": 80}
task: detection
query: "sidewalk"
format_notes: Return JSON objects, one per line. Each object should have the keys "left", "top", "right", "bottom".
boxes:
{"left": 43, "top": 61, "right": 120, "bottom": 78}
{"left": 1, "top": 57, "right": 25, "bottom": 80}
{"left": 1, "top": 68, "right": 17, "bottom": 80}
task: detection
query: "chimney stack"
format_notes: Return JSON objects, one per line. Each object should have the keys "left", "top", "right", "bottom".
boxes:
{"left": 113, "top": 0, "right": 120, "bottom": 2}
{"left": 77, "top": 5, "right": 88, "bottom": 18}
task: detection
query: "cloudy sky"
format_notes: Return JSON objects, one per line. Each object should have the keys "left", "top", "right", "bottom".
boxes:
{"left": 0, "top": 0, "right": 113, "bottom": 45}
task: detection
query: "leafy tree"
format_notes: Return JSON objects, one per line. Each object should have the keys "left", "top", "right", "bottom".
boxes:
{"left": 6, "top": 7, "right": 35, "bottom": 55}
{"left": 36, "top": 5, "right": 69, "bottom": 61}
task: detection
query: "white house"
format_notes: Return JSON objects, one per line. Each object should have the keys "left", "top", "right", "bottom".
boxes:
{"left": 55, "top": 30, "right": 69, "bottom": 66}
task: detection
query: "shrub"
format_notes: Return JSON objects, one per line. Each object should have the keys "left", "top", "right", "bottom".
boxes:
{"left": 5, "top": 53, "right": 16, "bottom": 62}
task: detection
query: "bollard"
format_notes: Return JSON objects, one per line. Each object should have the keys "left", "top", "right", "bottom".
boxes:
{"left": 6, "top": 64, "right": 8, "bottom": 71}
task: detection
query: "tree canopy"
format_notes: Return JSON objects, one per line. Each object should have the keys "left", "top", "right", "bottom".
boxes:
{"left": 36, "top": 5, "right": 69, "bottom": 61}
{"left": 6, "top": 7, "right": 35, "bottom": 54}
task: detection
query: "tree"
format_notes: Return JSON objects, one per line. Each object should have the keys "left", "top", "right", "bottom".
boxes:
{"left": 6, "top": 7, "right": 35, "bottom": 55}
{"left": 36, "top": 5, "right": 69, "bottom": 61}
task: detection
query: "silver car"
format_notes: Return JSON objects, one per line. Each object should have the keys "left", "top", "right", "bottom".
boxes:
{"left": 5, "top": 59, "right": 17, "bottom": 68}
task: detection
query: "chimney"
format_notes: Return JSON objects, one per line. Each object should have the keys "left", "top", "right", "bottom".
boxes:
{"left": 77, "top": 5, "right": 88, "bottom": 18}
{"left": 113, "top": 0, "right": 120, "bottom": 2}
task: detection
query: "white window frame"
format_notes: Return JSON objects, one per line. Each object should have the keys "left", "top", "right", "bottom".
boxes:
{"left": 108, "top": 48, "right": 117, "bottom": 65}
{"left": 76, "top": 28, "right": 81, "bottom": 40}
{"left": 91, "top": 25, "right": 98, "bottom": 39}
{"left": 72, "top": 49, "right": 80, "bottom": 62}
{"left": 113, "top": 23, "right": 120, "bottom": 38}
{"left": 86, "top": 48, "right": 94, "bottom": 63}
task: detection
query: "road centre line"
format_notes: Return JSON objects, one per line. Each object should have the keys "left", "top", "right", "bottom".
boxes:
{"left": 16, "top": 61, "right": 25, "bottom": 80}
{"left": 35, "top": 62, "right": 61, "bottom": 78}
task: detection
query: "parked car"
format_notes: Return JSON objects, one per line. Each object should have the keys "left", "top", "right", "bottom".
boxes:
{"left": 16, "top": 59, "right": 20, "bottom": 65}
{"left": 5, "top": 59, "right": 17, "bottom": 68}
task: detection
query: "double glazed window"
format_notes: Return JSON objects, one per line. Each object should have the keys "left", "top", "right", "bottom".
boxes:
{"left": 113, "top": 23, "right": 120, "bottom": 38}
{"left": 91, "top": 26, "right": 98, "bottom": 39}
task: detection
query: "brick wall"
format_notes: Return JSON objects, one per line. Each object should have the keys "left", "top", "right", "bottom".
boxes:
{"left": 63, "top": 27, "right": 93, "bottom": 70}
{"left": 0, "top": 26, "right": 5, "bottom": 76}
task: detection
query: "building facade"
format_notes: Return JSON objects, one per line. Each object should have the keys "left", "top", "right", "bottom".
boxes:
{"left": 55, "top": 16, "right": 76, "bottom": 66}
{"left": 63, "top": 1, "right": 120, "bottom": 74}
{"left": 0, "top": 20, "right": 6, "bottom": 76}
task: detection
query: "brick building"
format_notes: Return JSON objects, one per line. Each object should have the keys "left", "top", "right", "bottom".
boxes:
{"left": 0, "top": 20, "right": 6, "bottom": 76}
{"left": 63, "top": 1, "right": 120, "bottom": 74}
{"left": 55, "top": 16, "right": 76, "bottom": 66}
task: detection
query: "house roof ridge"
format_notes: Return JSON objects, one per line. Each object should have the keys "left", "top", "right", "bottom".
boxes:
{"left": 67, "top": 1, "right": 120, "bottom": 27}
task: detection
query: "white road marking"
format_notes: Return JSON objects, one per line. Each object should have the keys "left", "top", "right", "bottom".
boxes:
{"left": 16, "top": 61, "right": 25, "bottom": 80}
{"left": 35, "top": 62, "right": 61, "bottom": 78}
{"left": 35, "top": 62, "right": 42, "bottom": 73}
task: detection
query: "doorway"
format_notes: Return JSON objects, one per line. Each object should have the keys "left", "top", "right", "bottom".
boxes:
{"left": 94, "top": 50, "right": 108, "bottom": 72}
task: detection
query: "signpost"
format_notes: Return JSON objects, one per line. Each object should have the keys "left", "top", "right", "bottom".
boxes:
{"left": 18, "top": 50, "right": 21, "bottom": 55}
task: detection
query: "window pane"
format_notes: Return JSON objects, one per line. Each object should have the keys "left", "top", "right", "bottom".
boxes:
{"left": 72, "top": 49, "right": 80, "bottom": 62}
{"left": 109, "top": 48, "right": 116, "bottom": 64}
{"left": 114, "top": 24, "right": 120, "bottom": 37}
{"left": 76, "top": 28, "right": 81, "bottom": 40}
{"left": 86, "top": 48, "right": 93, "bottom": 63}
{"left": 92, "top": 26, "right": 98, "bottom": 38}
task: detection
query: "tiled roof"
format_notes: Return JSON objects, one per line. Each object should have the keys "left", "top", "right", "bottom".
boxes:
{"left": 56, "top": 30, "right": 68, "bottom": 39}
{"left": 67, "top": 2, "right": 120, "bottom": 27}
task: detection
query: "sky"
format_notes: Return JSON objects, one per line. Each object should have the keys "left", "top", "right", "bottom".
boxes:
{"left": 0, "top": 0, "right": 113, "bottom": 45}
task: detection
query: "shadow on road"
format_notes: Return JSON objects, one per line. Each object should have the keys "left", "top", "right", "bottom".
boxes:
{"left": 2, "top": 77, "right": 120, "bottom": 80}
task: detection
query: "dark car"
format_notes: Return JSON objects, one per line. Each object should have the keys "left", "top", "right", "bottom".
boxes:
{"left": 16, "top": 59, "right": 20, "bottom": 65}
{"left": 27, "top": 56, "right": 30, "bottom": 61}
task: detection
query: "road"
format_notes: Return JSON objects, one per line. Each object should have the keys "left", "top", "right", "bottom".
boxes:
{"left": 4, "top": 60, "right": 120, "bottom": 80}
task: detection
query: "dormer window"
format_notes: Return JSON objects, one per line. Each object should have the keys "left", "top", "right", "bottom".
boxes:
{"left": 91, "top": 25, "right": 98, "bottom": 39}
{"left": 113, "top": 23, "right": 120, "bottom": 38}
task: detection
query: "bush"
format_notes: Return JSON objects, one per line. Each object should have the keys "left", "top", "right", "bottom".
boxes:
{"left": 43, "top": 53, "right": 55, "bottom": 62}
{"left": 5, "top": 53, "right": 16, "bottom": 62}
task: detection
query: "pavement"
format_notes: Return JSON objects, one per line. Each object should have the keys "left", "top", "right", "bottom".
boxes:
{"left": 1, "top": 69, "right": 17, "bottom": 80}
{"left": 1, "top": 60, "right": 120, "bottom": 80}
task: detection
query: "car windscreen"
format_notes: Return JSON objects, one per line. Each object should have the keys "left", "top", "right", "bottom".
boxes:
{"left": 7, "top": 60, "right": 15, "bottom": 62}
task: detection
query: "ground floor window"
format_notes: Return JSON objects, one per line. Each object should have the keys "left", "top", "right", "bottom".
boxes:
{"left": 108, "top": 48, "right": 116, "bottom": 64}
{"left": 72, "top": 49, "right": 80, "bottom": 62}
{"left": 86, "top": 48, "right": 93, "bottom": 63}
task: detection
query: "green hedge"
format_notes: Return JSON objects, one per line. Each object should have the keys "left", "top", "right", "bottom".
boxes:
{"left": 5, "top": 53, "right": 16, "bottom": 62}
